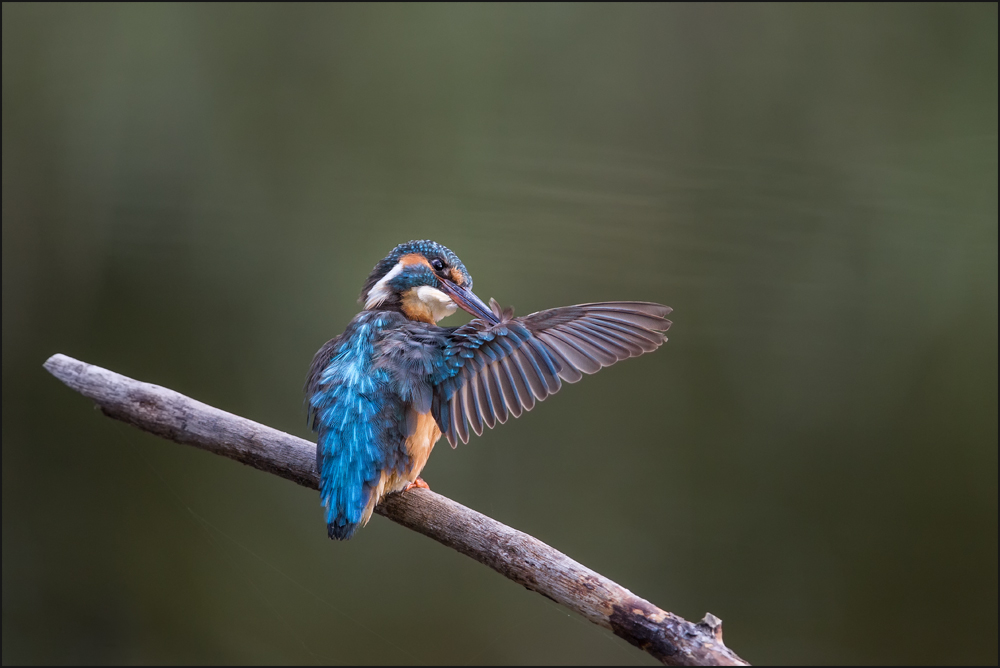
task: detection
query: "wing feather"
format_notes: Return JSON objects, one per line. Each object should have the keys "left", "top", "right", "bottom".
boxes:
{"left": 589, "top": 318, "right": 664, "bottom": 350}
{"left": 540, "top": 330, "right": 603, "bottom": 375}
{"left": 485, "top": 363, "right": 509, "bottom": 424}
{"left": 443, "top": 397, "right": 458, "bottom": 448}
{"left": 505, "top": 354, "right": 535, "bottom": 412}
{"left": 497, "top": 357, "right": 523, "bottom": 418}
{"left": 476, "top": 370, "right": 497, "bottom": 430}
{"left": 466, "top": 375, "right": 485, "bottom": 437}
{"left": 514, "top": 347, "right": 547, "bottom": 400}
{"left": 565, "top": 322, "right": 634, "bottom": 358}
{"left": 525, "top": 337, "right": 562, "bottom": 393}
{"left": 535, "top": 336, "right": 585, "bottom": 383}
{"left": 585, "top": 320, "right": 650, "bottom": 355}
{"left": 558, "top": 328, "right": 619, "bottom": 366}
{"left": 454, "top": 383, "right": 470, "bottom": 445}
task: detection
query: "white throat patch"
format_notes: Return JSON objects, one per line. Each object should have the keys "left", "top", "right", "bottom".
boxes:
{"left": 414, "top": 285, "right": 457, "bottom": 322}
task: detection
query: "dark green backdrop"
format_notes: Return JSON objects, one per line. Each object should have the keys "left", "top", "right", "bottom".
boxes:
{"left": 3, "top": 4, "right": 997, "bottom": 665}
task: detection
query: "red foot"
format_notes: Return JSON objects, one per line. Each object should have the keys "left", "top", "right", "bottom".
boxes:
{"left": 403, "top": 477, "right": 430, "bottom": 492}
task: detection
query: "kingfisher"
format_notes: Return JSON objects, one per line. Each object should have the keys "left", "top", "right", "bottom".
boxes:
{"left": 306, "top": 240, "right": 671, "bottom": 539}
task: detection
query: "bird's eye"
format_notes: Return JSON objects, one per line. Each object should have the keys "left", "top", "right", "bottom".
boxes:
{"left": 430, "top": 258, "right": 446, "bottom": 271}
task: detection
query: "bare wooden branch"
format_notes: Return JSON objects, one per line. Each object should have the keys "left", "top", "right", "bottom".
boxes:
{"left": 43, "top": 353, "right": 748, "bottom": 666}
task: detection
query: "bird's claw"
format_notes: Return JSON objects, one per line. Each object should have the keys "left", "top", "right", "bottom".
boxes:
{"left": 403, "top": 477, "right": 430, "bottom": 492}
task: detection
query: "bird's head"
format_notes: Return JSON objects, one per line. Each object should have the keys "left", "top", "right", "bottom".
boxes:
{"left": 360, "top": 240, "right": 496, "bottom": 324}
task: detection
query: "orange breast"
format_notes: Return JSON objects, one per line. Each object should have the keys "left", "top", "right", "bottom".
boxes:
{"left": 405, "top": 411, "right": 442, "bottom": 479}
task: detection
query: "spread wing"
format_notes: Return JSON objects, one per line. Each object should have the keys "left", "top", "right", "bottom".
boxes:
{"left": 431, "top": 301, "right": 672, "bottom": 447}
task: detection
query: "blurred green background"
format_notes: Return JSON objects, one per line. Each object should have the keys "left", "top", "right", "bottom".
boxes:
{"left": 3, "top": 3, "right": 997, "bottom": 665}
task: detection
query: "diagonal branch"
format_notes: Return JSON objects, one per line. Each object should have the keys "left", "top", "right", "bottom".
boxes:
{"left": 43, "top": 353, "right": 748, "bottom": 666}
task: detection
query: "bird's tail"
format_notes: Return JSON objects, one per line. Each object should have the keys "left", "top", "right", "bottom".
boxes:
{"left": 317, "top": 427, "right": 384, "bottom": 541}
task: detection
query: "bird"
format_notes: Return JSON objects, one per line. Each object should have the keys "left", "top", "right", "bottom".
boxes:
{"left": 306, "top": 240, "right": 672, "bottom": 539}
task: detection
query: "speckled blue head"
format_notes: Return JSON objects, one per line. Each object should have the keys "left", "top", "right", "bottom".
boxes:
{"left": 359, "top": 240, "right": 472, "bottom": 307}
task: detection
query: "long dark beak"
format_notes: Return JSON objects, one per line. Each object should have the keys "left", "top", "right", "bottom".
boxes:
{"left": 439, "top": 280, "right": 499, "bottom": 324}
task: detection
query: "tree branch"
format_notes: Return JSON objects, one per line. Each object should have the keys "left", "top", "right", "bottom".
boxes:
{"left": 43, "top": 353, "right": 748, "bottom": 666}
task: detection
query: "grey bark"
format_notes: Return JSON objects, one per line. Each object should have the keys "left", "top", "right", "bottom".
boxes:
{"left": 44, "top": 353, "right": 748, "bottom": 666}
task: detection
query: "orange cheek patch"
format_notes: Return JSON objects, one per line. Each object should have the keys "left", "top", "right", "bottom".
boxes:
{"left": 399, "top": 253, "right": 432, "bottom": 268}
{"left": 449, "top": 268, "right": 465, "bottom": 285}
